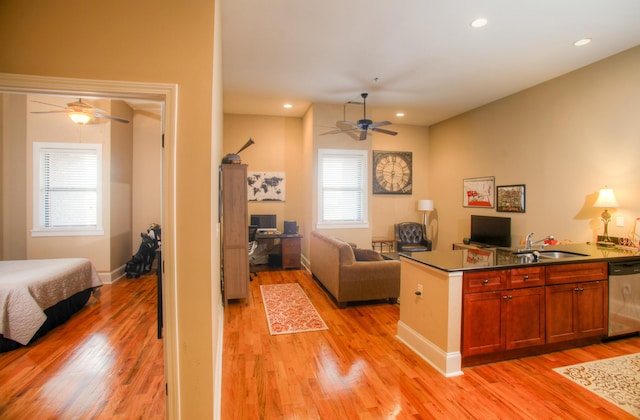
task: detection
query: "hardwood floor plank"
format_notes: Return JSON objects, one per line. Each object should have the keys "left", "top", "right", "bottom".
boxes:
{"left": 0, "top": 273, "right": 165, "bottom": 419}
{"left": 222, "top": 268, "right": 640, "bottom": 419}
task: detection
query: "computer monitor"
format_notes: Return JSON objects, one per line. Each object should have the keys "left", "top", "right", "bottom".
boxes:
{"left": 250, "top": 214, "right": 276, "bottom": 230}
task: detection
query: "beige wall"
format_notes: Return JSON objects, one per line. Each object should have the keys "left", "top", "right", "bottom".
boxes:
{"left": 131, "top": 109, "right": 162, "bottom": 252}
{"left": 225, "top": 103, "right": 431, "bottom": 254}
{"left": 110, "top": 100, "right": 134, "bottom": 271}
{"left": 0, "top": 0, "right": 219, "bottom": 417}
{"left": 429, "top": 45, "right": 640, "bottom": 250}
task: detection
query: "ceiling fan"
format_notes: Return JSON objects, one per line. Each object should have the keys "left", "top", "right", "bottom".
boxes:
{"left": 326, "top": 92, "right": 397, "bottom": 140}
{"left": 30, "top": 98, "right": 130, "bottom": 124}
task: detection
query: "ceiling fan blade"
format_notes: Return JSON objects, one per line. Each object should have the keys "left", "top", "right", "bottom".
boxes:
{"left": 93, "top": 112, "right": 130, "bottom": 124}
{"left": 30, "top": 110, "right": 69, "bottom": 114}
{"left": 371, "top": 127, "right": 398, "bottom": 136}
{"left": 31, "top": 100, "right": 68, "bottom": 110}
{"left": 369, "top": 121, "right": 391, "bottom": 128}
{"left": 359, "top": 129, "right": 368, "bottom": 141}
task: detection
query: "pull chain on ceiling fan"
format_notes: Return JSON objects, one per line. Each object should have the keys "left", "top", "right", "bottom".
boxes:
{"left": 325, "top": 92, "right": 397, "bottom": 140}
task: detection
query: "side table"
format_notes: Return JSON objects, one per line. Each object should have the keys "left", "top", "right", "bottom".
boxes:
{"left": 372, "top": 237, "right": 394, "bottom": 253}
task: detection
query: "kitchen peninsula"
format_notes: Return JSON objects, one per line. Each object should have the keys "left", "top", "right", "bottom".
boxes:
{"left": 396, "top": 244, "right": 640, "bottom": 377}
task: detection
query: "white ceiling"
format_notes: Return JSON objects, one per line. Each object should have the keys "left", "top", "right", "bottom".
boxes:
{"left": 222, "top": 0, "right": 640, "bottom": 126}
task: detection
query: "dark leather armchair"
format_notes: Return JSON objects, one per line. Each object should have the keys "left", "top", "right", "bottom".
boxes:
{"left": 395, "top": 222, "right": 432, "bottom": 252}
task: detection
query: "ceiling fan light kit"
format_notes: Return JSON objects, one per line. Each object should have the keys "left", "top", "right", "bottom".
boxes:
{"left": 67, "top": 111, "right": 94, "bottom": 124}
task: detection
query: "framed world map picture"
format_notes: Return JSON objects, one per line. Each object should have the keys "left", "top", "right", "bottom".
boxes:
{"left": 247, "top": 171, "right": 285, "bottom": 201}
{"left": 372, "top": 150, "right": 413, "bottom": 195}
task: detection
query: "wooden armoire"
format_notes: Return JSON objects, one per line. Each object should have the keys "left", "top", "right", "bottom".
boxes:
{"left": 220, "top": 164, "right": 249, "bottom": 305}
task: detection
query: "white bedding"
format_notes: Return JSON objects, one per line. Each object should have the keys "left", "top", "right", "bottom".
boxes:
{"left": 0, "top": 258, "right": 102, "bottom": 345}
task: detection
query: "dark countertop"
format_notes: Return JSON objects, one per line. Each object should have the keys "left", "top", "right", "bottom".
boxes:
{"left": 400, "top": 243, "right": 640, "bottom": 272}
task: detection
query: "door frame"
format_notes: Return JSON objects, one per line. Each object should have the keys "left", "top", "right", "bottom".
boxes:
{"left": 0, "top": 72, "right": 179, "bottom": 417}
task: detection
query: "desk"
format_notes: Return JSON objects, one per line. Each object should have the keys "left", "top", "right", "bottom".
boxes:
{"left": 255, "top": 233, "right": 303, "bottom": 269}
{"left": 372, "top": 237, "right": 394, "bottom": 253}
{"left": 156, "top": 249, "right": 162, "bottom": 339}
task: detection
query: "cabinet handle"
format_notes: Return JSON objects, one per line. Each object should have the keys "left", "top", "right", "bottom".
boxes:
{"left": 483, "top": 279, "right": 489, "bottom": 285}
{"left": 523, "top": 275, "right": 529, "bottom": 280}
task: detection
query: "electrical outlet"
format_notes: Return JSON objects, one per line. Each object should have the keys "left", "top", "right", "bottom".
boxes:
{"left": 623, "top": 283, "right": 631, "bottom": 295}
{"left": 417, "top": 283, "right": 424, "bottom": 297}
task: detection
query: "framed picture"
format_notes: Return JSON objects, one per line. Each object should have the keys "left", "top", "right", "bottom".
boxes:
{"left": 372, "top": 150, "right": 413, "bottom": 194}
{"left": 247, "top": 171, "right": 286, "bottom": 201}
{"left": 463, "top": 176, "right": 495, "bottom": 208}
{"left": 496, "top": 184, "right": 526, "bottom": 213}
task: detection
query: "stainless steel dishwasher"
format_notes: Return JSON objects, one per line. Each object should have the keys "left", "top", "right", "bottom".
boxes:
{"left": 608, "top": 260, "right": 640, "bottom": 337}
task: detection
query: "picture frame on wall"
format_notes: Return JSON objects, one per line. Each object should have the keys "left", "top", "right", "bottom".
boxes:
{"left": 463, "top": 176, "right": 495, "bottom": 208}
{"left": 496, "top": 184, "right": 526, "bottom": 213}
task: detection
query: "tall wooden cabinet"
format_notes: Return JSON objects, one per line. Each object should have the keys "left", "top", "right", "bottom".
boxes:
{"left": 220, "top": 164, "right": 249, "bottom": 305}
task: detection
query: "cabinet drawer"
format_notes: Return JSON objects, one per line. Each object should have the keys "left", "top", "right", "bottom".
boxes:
{"left": 282, "top": 238, "right": 301, "bottom": 253}
{"left": 545, "top": 262, "right": 607, "bottom": 285}
{"left": 509, "top": 266, "right": 545, "bottom": 288}
{"left": 463, "top": 270, "right": 507, "bottom": 293}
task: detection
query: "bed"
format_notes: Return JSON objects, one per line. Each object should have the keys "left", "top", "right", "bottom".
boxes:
{"left": 0, "top": 258, "right": 103, "bottom": 352}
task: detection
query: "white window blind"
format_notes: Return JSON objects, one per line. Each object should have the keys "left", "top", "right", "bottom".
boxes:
{"left": 33, "top": 142, "right": 103, "bottom": 236}
{"left": 317, "top": 149, "right": 368, "bottom": 228}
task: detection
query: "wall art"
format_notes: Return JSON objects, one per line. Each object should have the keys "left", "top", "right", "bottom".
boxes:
{"left": 496, "top": 184, "right": 526, "bottom": 213}
{"left": 247, "top": 171, "right": 285, "bottom": 201}
{"left": 463, "top": 176, "right": 495, "bottom": 208}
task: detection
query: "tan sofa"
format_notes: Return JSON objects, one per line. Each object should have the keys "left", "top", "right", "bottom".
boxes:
{"left": 310, "top": 230, "right": 401, "bottom": 308}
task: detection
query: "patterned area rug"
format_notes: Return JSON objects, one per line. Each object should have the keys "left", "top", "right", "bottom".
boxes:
{"left": 260, "top": 283, "right": 328, "bottom": 335}
{"left": 553, "top": 353, "right": 640, "bottom": 417}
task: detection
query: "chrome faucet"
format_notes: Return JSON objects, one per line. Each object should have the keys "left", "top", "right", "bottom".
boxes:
{"left": 525, "top": 232, "right": 554, "bottom": 251}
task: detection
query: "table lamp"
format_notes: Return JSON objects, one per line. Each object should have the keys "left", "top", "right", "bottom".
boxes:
{"left": 593, "top": 186, "right": 618, "bottom": 243}
{"left": 418, "top": 199, "right": 434, "bottom": 227}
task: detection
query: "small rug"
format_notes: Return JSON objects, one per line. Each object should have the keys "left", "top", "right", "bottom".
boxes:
{"left": 260, "top": 283, "right": 328, "bottom": 335}
{"left": 553, "top": 353, "right": 640, "bottom": 417}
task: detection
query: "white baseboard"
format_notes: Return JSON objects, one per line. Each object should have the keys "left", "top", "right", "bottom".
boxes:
{"left": 396, "top": 321, "right": 463, "bottom": 377}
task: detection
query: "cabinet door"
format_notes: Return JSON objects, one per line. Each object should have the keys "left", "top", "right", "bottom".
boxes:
{"left": 462, "top": 291, "right": 504, "bottom": 356}
{"left": 546, "top": 283, "right": 578, "bottom": 343}
{"left": 546, "top": 281, "right": 608, "bottom": 343}
{"left": 505, "top": 287, "right": 545, "bottom": 349}
{"left": 576, "top": 281, "right": 608, "bottom": 338}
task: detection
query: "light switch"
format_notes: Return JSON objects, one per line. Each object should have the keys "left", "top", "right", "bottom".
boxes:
{"left": 616, "top": 216, "right": 624, "bottom": 227}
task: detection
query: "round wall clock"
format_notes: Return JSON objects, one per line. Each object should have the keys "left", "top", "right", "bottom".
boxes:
{"left": 372, "top": 150, "right": 413, "bottom": 194}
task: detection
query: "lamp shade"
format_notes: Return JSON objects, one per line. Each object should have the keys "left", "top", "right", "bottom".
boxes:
{"left": 418, "top": 199, "right": 434, "bottom": 211}
{"left": 594, "top": 187, "right": 618, "bottom": 208}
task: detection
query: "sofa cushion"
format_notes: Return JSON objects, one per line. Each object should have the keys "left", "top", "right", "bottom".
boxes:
{"left": 353, "top": 248, "right": 383, "bottom": 261}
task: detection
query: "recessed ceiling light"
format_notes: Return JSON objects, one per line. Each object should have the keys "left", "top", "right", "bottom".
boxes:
{"left": 396, "top": 112, "right": 405, "bottom": 117}
{"left": 573, "top": 38, "right": 592, "bottom": 47}
{"left": 471, "top": 17, "right": 488, "bottom": 28}
{"left": 283, "top": 103, "right": 292, "bottom": 109}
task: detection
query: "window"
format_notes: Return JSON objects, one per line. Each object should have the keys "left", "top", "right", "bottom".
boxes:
{"left": 32, "top": 142, "right": 104, "bottom": 236}
{"left": 317, "top": 148, "right": 368, "bottom": 229}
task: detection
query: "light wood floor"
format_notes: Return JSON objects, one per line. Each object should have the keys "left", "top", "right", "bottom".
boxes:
{"left": 0, "top": 273, "right": 165, "bottom": 419}
{"left": 3, "top": 268, "right": 639, "bottom": 419}
{"left": 223, "top": 268, "right": 640, "bottom": 419}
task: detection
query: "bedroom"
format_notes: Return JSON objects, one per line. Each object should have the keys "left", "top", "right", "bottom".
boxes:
{"left": 0, "top": 92, "right": 163, "bottom": 347}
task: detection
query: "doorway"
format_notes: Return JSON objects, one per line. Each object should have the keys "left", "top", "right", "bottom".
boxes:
{"left": 0, "top": 73, "right": 178, "bottom": 416}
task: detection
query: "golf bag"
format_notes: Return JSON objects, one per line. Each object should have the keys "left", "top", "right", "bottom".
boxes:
{"left": 125, "top": 223, "right": 161, "bottom": 278}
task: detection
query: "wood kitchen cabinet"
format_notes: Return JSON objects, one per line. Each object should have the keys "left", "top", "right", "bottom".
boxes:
{"left": 220, "top": 164, "right": 249, "bottom": 305}
{"left": 462, "top": 267, "right": 545, "bottom": 357}
{"left": 545, "top": 262, "right": 608, "bottom": 343}
{"left": 546, "top": 280, "right": 608, "bottom": 343}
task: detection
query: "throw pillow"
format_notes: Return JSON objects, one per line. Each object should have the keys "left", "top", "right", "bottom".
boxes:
{"left": 353, "top": 248, "right": 384, "bottom": 261}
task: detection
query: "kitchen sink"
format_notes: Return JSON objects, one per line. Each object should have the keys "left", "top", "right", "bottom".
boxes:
{"left": 512, "top": 250, "right": 589, "bottom": 259}
{"left": 537, "top": 251, "right": 589, "bottom": 259}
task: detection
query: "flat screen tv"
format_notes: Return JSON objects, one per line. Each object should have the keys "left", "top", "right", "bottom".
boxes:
{"left": 470, "top": 215, "right": 511, "bottom": 248}
{"left": 250, "top": 214, "right": 276, "bottom": 229}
